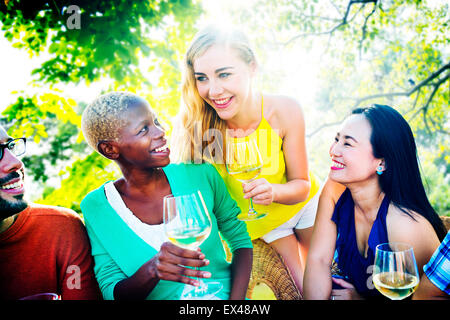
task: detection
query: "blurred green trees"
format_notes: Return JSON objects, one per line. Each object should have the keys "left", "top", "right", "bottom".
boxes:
{"left": 0, "top": 0, "right": 201, "bottom": 212}
{"left": 227, "top": 0, "right": 449, "bottom": 215}
{"left": 1, "top": 0, "right": 448, "bottom": 215}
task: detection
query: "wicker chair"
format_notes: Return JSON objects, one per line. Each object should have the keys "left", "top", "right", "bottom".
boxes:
{"left": 240, "top": 216, "right": 450, "bottom": 300}
{"left": 246, "top": 239, "right": 301, "bottom": 300}
{"left": 441, "top": 216, "right": 450, "bottom": 231}
{"left": 221, "top": 238, "right": 300, "bottom": 299}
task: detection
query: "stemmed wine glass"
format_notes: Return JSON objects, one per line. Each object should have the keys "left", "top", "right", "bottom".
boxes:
{"left": 372, "top": 242, "right": 420, "bottom": 300}
{"left": 225, "top": 138, "right": 267, "bottom": 221}
{"left": 163, "top": 191, "right": 222, "bottom": 299}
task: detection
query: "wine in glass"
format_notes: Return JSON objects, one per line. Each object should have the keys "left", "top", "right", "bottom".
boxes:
{"left": 372, "top": 242, "right": 420, "bottom": 300}
{"left": 226, "top": 138, "right": 267, "bottom": 221}
{"left": 163, "top": 191, "right": 222, "bottom": 299}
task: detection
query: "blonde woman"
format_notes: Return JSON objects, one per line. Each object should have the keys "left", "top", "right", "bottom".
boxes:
{"left": 171, "top": 25, "right": 321, "bottom": 295}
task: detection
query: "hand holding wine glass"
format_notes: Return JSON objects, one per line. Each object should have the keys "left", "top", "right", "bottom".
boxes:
{"left": 373, "top": 242, "right": 420, "bottom": 300}
{"left": 149, "top": 241, "right": 211, "bottom": 286}
{"left": 242, "top": 177, "right": 274, "bottom": 206}
{"left": 163, "top": 191, "right": 223, "bottom": 299}
{"left": 226, "top": 138, "right": 267, "bottom": 221}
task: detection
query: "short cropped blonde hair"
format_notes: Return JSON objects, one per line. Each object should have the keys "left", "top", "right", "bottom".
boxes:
{"left": 81, "top": 91, "right": 144, "bottom": 151}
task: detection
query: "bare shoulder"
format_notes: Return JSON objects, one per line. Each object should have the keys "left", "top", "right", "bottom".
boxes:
{"left": 387, "top": 205, "right": 432, "bottom": 231}
{"left": 263, "top": 94, "right": 304, "bottom": 130}
{"left": 320, "top": 178, "right": 346, "bottom": 205}
{"left": 387, "top": 204, "right": 440, "bottom": 247}
{"left": 387, "top": 204, "right": 442, "bottom": 273}
{"left": 314, "top": 178, "right": 346, "bottom": 224}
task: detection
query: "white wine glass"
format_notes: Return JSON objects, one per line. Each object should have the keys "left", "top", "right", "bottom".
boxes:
{"left": 225, "top": 138, "right": 267, "bottom": 221}
{"left": 372, "top": 242, "right": 420, "bottom": 300}
{"left": 163, "top": 191, "right": 222, "bottom": 299}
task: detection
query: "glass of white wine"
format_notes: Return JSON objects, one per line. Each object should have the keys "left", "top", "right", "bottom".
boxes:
{"left": 373, "top": 242, "right": 420, "bottom": 300}
{"left": 163, "top": 191, "right": 222, "bottom": 299}
{"left": 225, "top": 138, "right": 267, "bottom": 221}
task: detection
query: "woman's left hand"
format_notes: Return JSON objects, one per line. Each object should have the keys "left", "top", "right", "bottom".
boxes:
{"left": 330, "top": 278, "right": 363, "bottom": 300}
{"left": 242, "top": 178, "right": 274, "bottom": 205}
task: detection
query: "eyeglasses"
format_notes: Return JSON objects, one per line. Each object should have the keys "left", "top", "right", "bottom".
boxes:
{"left": 0, "top": 138, "right": 26, "bottom": 161}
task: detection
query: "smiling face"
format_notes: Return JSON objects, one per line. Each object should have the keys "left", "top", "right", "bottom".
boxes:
{"left": 0, "top": 127, "right": 27, "bottom": 219}
{"left": 328, "top": 114, "right": 384, "bottom": 185}
{"left": 114, "top": 102, "right": 170, "bottom": 170}
{"left": 193, "top": 44, "right": 256, "bottom": 121}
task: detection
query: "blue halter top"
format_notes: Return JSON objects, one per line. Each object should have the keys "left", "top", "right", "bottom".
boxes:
{"left": 331, "top": 188, "right": 390, "bottom": 299}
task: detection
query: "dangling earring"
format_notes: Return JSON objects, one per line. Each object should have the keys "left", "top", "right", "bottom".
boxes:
{"left": 376, "top": 166, "right": 384, "bottom": 175}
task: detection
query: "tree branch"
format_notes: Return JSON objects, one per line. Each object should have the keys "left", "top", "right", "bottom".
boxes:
{"left": 409, "top": 71, "right": 450, "bottom": 132}
{"left": 346, "top": 62, "right": 450, "bottom": 110}
{"left": 307, "top": 120, "right": 342, "bottom": 138}
{"left": 309, "top": 62, "right": 450, "bottom": 137}
{"left": 281, "top": 0, "right": 378, "bottom": 46}
{"left": 358, "top": 2, "right": 378, "bottom": 60}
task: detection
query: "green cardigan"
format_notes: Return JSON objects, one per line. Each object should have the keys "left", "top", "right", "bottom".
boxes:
{"left": 80, "top": 163, "right": 253, "bottom": 300}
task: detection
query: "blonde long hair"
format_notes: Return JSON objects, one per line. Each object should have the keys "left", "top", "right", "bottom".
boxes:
{"left": 171, "top": 25, "right": 257, "bottom": 164}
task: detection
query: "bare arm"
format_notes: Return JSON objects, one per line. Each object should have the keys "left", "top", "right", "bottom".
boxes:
{"left": 244, "top": 96, "right": 311, "bottom": 206}
{"left": 413, "top": 273, "right": 449, "bottom": 300}
{"left": 229, "top": 248, "right": 253, "bottom": 300}
{"left": 303, "top": 179, "right": 345, "bottom": 299}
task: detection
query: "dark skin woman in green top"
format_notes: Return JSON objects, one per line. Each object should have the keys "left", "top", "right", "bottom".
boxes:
{"left": 82, "top": 92, "right": 252, "bottom": 300}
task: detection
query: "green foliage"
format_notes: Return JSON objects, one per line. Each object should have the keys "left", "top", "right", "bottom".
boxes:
{"left": 1, "top": 0, "right": 448, "bottom": 216}
{"left": 420, "top": 148, "right": 450, "bottom": 216}
{"left": 37, "top": 152, "right": 121, "bottom": 212}
{"left": 1, "top": 0, "right": 201, "bottom": 213}
{"left": 228, "top": 0, "right": 449, "bottom": 215}
{"left": 3, "top": 91, "right": 80, "bottom": 142}
{"left": 2, "top": 91, "right": 85, "bottom": 184}
{"left": 0, "top": 0, "right": 202, "bottom": 85}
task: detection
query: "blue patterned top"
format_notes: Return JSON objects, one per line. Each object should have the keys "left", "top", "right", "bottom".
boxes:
{"left": 423, "top": 230, "right": 450, "bottom": 295}
{"left": 331, "top": 188, "right": 390, "bottom": 299}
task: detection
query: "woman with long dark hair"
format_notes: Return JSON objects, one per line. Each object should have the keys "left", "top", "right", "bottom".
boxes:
{"left": 304, "top": 104, "right": 446, "bottom": 300}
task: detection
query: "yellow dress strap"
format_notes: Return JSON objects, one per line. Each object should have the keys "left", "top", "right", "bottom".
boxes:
{"left": 258, "top": 95, "right": 275, "bottom": 132}
{"left": 218, "top": 94, "right": 321, "bottom": 239}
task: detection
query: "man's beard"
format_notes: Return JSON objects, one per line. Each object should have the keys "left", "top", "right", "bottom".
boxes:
{"left": 0, "top": 195, "right": 28, "bottom": 220}
{"left": 0, "top": 170, "right": 28, "bottom": 220}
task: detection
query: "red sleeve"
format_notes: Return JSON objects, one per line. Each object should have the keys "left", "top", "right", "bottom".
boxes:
{"left": 55, "top": 211, "right": 102, "bottom": 300}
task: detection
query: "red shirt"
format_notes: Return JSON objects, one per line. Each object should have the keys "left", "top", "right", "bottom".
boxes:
{"left": 0, "top": 204, "right": 101, "bottom": 300}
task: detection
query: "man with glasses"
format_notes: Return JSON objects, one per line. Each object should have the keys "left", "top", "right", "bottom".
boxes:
{"left": 0, "top": 125, "right": 101, "bottom": 300}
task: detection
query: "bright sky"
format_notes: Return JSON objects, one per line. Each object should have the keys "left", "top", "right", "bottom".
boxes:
{"left": 199, "top": 0, "right": 321, "bottom": 106}
{"left": 0, "top": 35, "right": 106, "bottom": 113}
{"left": 1, "top": 0, "right": 446, "bottom": 114}
{"left": 0, "top": 0, "right": 320, "bottom": 114}
{"left": 0, "top": 35, "right": 42, "bottom": 109}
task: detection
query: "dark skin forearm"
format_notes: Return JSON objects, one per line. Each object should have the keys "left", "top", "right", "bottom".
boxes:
{"left": 114, "top": 248, "right": 253, "bottom": 300}
{"left": 113, "top": 242, "right": 209, "bottom": 300}
{"left": 229, "top": 248, "right": 253, "bottom": 300}
{"left": 114, "top": 264, "right": 160, "bottom": 300}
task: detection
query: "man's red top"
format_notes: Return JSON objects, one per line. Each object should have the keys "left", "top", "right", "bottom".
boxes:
{"left": 0, "top": 203, "right": 101, "bottom": 300}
